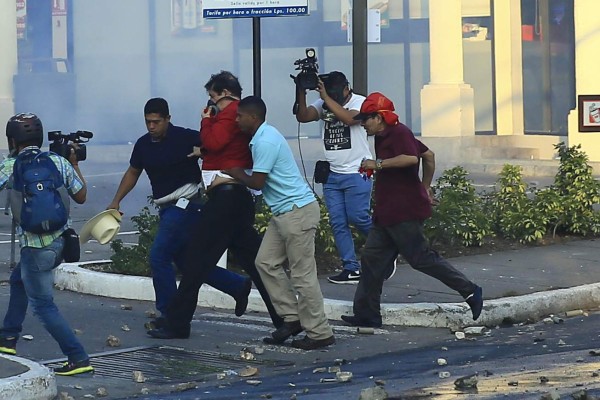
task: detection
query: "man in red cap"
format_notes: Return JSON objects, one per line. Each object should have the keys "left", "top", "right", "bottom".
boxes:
{"left": 341, "top": 92, "right": 483, "bottom": 328}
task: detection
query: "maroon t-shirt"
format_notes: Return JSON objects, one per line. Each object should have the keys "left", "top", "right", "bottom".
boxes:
{"left": 373, "top": 123, "right": 432, "bottom": 226}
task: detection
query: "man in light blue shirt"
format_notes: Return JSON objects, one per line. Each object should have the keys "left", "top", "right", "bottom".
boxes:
{"left": 225, "top": 96, "right": 334, "bottom": 351}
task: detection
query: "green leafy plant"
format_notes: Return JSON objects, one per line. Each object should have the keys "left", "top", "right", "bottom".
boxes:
{"left": 109, "top": 206, "right": 158, "bottom": 276}
{"left": 548, "top": 142, "right": 600, "bottom": 235}
{"left": 489, "top": 164, "right": 548, "bottom": 243}
{"left": 425, "top": 166, "right": 491, "bottom": 247}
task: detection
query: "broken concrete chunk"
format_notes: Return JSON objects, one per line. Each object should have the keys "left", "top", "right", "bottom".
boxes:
{"left": 174, "top": 382, "right": 197, "bottom": 392}
{"left": 132, "top": 370, "right": 146, "bottom": 383}
{"left": 437, "top": 358, "right": 447, "bottom": 366}
{"left": 454, "top": 374, "right": 478, "bottom": 389}
{"left": 106, "top": 335, "right": 121, "bottom": 347}
{"left": 312, "top": 367, "right": 327, "bottom": 373}
{"left": 120, "top": 304, "right": 132, "bottom": 310}
{"left": 246, "top": 379, "right": 262, "bottom": 386}
{"left": 358, "top": 386, "right": 389, "bottom": 400}
{"left": 438, "top": 371, "right": 451, "bottom": 378}
{"left": 455, "top": 332, "right": 465, "bottom": 340}
{"left": 336, "top": 371, "right": 352, "bottom": 382}
{"left": 464, "top": 327, "right": 486, "bottom": 335}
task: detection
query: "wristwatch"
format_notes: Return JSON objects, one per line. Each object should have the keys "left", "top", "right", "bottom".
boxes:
{"left": 375, "top": 159, "right": 383, "bottom": 170}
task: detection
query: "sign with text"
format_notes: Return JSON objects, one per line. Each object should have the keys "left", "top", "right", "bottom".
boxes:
{"left": 202, "top": 0, "right": 309, "bottom": 19}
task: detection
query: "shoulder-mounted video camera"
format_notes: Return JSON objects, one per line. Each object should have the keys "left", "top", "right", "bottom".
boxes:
{"left": 48, "top": 130, "right": 93, "bottom": 161}
{"left": 291, "top": 48, "right": 330, "bottom": 91}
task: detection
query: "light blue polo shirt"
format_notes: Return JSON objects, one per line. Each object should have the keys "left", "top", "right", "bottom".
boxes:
{"left": 250, "top": 122, "right": 315, "bottom": 215}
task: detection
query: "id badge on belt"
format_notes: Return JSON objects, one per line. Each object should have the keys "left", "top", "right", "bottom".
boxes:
{"left": 175, "top": 198, "right": 190, "bottom": 209}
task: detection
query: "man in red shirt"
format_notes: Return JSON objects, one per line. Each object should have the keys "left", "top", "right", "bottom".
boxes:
{"left": 148, "top": 71, "right": 282, "bottom": 339}
{"left": 341, "top": 92, "right": 483, "bottom": 328}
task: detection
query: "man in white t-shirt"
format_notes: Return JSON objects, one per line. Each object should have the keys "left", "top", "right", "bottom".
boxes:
{"left": 295, "top": 71, "right": 395, "bottom": 284}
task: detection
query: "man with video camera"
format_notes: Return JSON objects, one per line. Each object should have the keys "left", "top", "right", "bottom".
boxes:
{"left": 295, "top": 71, "right": 390, "bottom": 284}
{"left": 0, "top": 113, "right": 94, "bottom": 376}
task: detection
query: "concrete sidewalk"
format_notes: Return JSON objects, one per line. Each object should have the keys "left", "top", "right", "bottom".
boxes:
{"left": 1, "top": 238, "right": 600, "bottom": 398}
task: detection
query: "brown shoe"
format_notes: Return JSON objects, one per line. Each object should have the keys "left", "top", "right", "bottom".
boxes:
{"left": 263, "top": 320, "right": 303, "bottom": 344}
{"left": 291, "top": 335, "right": 335, "bottom": 350}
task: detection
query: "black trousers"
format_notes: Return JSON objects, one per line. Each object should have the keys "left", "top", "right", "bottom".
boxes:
{"left": 166, "top": 184, "right": 283, "bottom": 331}
{"left": 353, "top": 220, "right": 477, "bottom": 322}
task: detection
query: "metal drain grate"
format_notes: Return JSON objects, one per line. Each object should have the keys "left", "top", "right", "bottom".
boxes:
{"left": 44, "top": 345, "right": 292, "bottom": 384}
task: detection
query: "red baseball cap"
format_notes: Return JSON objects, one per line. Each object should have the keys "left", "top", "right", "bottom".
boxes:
{"left": 353, "top": 92, "right": 399, "bottom": 125}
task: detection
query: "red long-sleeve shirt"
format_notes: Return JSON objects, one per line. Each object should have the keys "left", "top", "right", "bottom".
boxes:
{"left": 200, "top": 100, "right": 253, "bottom": 170}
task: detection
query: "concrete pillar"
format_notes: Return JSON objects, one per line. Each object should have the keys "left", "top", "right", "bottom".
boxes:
{"left": 493, "top": 0, "right": 524, "bottom": 136}
{"left": 567, "top": 0, "right": 600, "bottom": 161}
{"left": 420, "top": 0, "right": 475, "bottom": 137}
{"left": 0, "top": 0, "right": 18, "bottom": 149}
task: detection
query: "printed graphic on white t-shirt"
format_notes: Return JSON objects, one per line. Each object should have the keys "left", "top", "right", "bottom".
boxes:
{"left": 324, "top": 120, "right": 351, "bottom": 151}
{"left": 310, "top": 93, "right": 373, "bottom": 174}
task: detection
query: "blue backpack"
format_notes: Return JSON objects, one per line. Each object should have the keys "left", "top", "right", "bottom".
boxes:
{"left": 10, "top": 149, "right": 70, "bottom": 234}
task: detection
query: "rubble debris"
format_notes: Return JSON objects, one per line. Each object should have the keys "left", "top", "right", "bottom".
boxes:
{"left": 254, "top": 346, "right": 265, "bottom": 355}
{"left": 565, "top": 309, "right": 584, "bottom": 318}
{"left": 454, "top": 374, "right": 478, "bottom": 389}
{"left": 507, "top": 380, "right": 518, "bottom": 386}
{"left": 239, "top": 366, "right": 258, "bottom": 377}
{"left": 59, "top": 393, "right": 74, "bottom": 400}
{"left": 438, "top": 371, "right": 451, "bottom": 378}
{"left": 145, "top": 310, "right": 157, "bottom": 318}
{"left": 464, "top": 327, "right": 486, "bottom": 335}
{"left": 132, "top": 371, "right": 146, "bottom": 383}
{"left": 240, "top": 348, "right": 255, "bottom": 361}
{"left": 336, "top": 371, "right": 353, "bottom": 382}
{"left": 540, "top": 393, "right": 560, "bottom": 400}
{"left": 174, "top": 382, "right": 197, "bottom": 392}
{"left": 437, "top": 358, "right": 447, "bottom": 366}
{"left": 328, "top": 366, "right": 341, "bottom": 373}
{"left": 539, "top": 376, "right": 549, "bottom": 383}
{"left": 312, "top": 367, "right": 327, "bottom": 373}
{"left": 120, "top": 304, "right": 132, "bottom": 310}
{"left": 455, "top": 332, "right": 465, "bottom": 340}
{"left": 96, "top": 387, "right": 108, "bottom": 397}
{"left": 106, "top": 335, "right": 121, "bottom": 347}
{"left": 121, "top": 325, "right": 130, "bottom": 332}
{"left": 246, "top": 379, "right": 262, "bottom": 386}
{"left": 22, "top": 335, "right": 33, "bottom": 341}
{"left": 334, "top": 358, "right": 347, "bottom": 366}
{"left": 319, "top": 378, "right": 338, "bottom": 383}
{"left": 359, "top": 386, "right": 389, "bottom": 400}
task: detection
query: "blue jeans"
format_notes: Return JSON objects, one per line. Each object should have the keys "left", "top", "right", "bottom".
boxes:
{"left": 323, "top": 172, "right": 372, "bottom": 272}
{"left": 151, "top": 203, "right": 247, "bottom": 316}
{"left": 0, "top": 237, "right": 89, "bottom": 363}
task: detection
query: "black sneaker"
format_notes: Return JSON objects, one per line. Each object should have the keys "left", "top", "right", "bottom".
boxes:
{"left": 328, "top": 270, "right": 360, "bottom": 284}
{"left": 53, "top": 359, "right": 94, "bottom": 376}
{"left": 466, "top": 285, "right": 483, "bottom": 320}
{"left": 0, "top": 336, "right": 16, "bottom": 355}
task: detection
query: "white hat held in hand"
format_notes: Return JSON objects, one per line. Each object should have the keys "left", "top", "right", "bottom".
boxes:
{"left": 80, "top": 209, "right": 122, "bottom": 245}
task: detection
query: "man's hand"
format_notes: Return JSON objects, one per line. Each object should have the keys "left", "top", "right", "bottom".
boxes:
{"left": 68, "top": 144, "right": 80, "bottom": 166}
{"left": 187, "top": 146, "right": 203, "bottom": 158}
{"left": 106, "top": 202, "right": 120, "bottom": 211}
{"left": 425, "top": 186, "right": 439, "bottom": 206}
{"left": 316, "top": 78, "right": 330, "bottom": 101}
{"left": 360, "top": 159, "right": 377, "bottom": 171}
{"left": 222, "top": 167, "right": 247, "bottom": 181}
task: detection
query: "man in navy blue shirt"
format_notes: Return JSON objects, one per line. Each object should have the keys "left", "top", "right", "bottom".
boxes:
{"left": 108, "top": 98, "right": 280, "bottom": 331}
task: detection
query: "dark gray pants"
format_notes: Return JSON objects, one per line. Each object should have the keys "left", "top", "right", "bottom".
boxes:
{"left": 353, "top": 220, "right": 477, "bottom": 322}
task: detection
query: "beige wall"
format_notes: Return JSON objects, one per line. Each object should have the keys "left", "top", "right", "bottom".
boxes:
{"left": 567, "top": 0, "right": 600, "bottom": 162}
{"left": 0, "top": 0, "right": 17, "bottom": 149}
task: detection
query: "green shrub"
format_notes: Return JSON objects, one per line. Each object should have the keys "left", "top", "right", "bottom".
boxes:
{"left": 109, "top": 206, "right": 158, "bottom": 276}
{"left": 549, "top": 142, "right": 600, "bottom": 235}
{"left": 489, "top": 164, "right": 548, "bottom": 243}
{"left": 425, "top": 166, "right": 491, "bottom": 247}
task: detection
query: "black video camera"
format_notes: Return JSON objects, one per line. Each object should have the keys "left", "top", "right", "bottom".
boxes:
{"left": 292, "top": 48, "right": 330, "bottom": 91}
{"left": 48, "top": 130, "right": 93, "bottom": 161}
